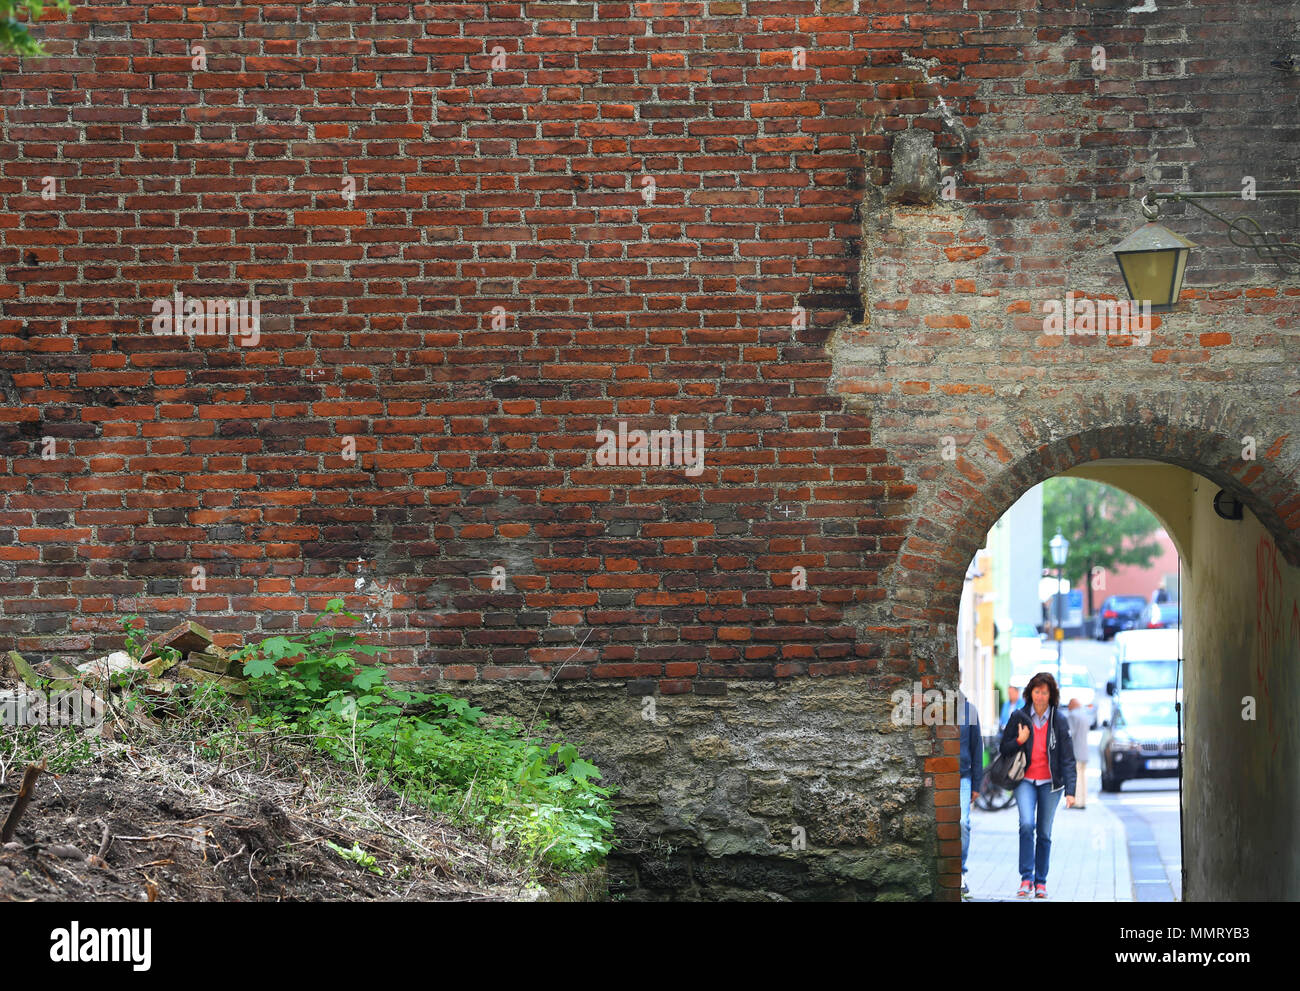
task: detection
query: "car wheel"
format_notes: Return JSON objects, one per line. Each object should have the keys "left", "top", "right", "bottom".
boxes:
{"left": 1101, "top": 770, "right": 1121, "bottom": 793}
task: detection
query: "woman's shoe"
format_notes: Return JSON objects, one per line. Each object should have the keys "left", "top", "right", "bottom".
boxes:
{"left": 1035, "top": 883, "right": 1048, "bottom": 899}
{"left": 1017, "top": 879, "right": 1033, "bottom": 898}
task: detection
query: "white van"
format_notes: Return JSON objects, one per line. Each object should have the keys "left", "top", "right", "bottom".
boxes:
{"left": 1106, "top": 629, "right": 1183, "bottom": 725}
{"left": 1109, "top": 628, "right": 1183, "bottom": 690}
{"left": 1010, "top": 659, "right": 1098, "bottom": 729}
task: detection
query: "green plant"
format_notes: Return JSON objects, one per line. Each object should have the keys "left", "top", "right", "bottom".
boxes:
{"left": 0, "top": 0, "right": 71, "bottom": 56}
{"left": 233, "top": 600, "right": 615, "bottom": 872}
{"left": 119, "top": 614, "right": 180, "bottom": 673}
{"left": 0, "top": 723, "right": 97, "bottom": 775}
{"left": 120, "top": 615, "right": 148, "bottom": 662}
{"left": 327, "top": 840, "right": 382, "bottom": 875}
{"left": 233, "top": 599, "right": 385, "bottom": 720}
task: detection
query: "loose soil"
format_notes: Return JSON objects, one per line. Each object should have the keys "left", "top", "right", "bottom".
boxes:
{"left": 0, "top": 718, "right": 565, "bottom": 902}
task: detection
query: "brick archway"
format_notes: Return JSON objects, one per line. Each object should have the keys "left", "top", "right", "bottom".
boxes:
{"left": 871, "top": 389, "right": 1300, "bottom": 899}
{"left": 892, "top": 389, "right": 1300, "bottom": 634}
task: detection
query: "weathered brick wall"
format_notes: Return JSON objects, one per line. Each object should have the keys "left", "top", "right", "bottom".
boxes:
{"left": 2, "top": 0, "right": 1298, "bottom": 899}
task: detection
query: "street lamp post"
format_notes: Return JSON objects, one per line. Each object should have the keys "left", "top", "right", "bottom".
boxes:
{"left": 1049, "top": 531, "right": 1070, "bottom": 684}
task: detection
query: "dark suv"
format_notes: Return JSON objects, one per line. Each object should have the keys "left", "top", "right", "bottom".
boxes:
{"left": 1100, "top": 693, "right": 1182, "bottom": 791}
{"left": 1095, "top": 595, "right": 1147, "bottom": 640}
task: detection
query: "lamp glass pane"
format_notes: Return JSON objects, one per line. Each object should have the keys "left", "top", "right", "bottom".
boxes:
{"left": 1116, "top": 248, "right": 1178, "bottom": 308}
{"left": 1049, "top": 533, "right": 1067, "bottom": 565}
{"left": 1170, "top": 246, "right": 1189, "bottom": 308}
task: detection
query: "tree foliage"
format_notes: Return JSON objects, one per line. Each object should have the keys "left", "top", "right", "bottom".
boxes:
{"left": 1, "top": 0, "right": 71, "bottom": 56}
{"left": 1041, "top": 477, "right": 1164, "bottom": 616}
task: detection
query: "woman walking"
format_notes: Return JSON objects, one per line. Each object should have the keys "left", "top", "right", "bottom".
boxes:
{"left": 999, "top": 672, "right": 1076, "bottom": 898}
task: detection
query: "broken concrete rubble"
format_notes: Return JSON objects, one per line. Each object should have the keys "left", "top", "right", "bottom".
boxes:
{"left": 77, "top": 651, "right": 145, "bottom": 686}
{"left": 3, "top": 620, "right": 256, "bottom": 735}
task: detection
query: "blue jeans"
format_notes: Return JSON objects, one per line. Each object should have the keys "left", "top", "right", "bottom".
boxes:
{"left": 960, "top": 777, "right": 972, "bottom": 873}
{"left": 1014, "top": 779, "right": 1061, "bottom": 884}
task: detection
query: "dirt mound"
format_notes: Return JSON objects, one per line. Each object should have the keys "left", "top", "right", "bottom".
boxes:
{"left": 0, "top": 748, "right": 539, "bottom": 902}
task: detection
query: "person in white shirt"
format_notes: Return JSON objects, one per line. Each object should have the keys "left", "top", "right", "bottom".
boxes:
{"left": 1066, "top": 697, "right": 1090, "bottom": 809}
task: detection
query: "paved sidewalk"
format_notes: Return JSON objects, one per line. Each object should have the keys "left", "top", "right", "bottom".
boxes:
{"left": 962, "top": 759, "right": 1133, "bottom": 902}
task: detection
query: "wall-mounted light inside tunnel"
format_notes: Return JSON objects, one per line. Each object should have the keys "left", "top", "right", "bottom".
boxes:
{"left": 1212, "top": 490, "right": 1244, "bottom": 521}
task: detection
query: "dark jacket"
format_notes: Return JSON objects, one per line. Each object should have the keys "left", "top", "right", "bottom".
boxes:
{"left": 999, "top": 700, "right": 1077, "bottom": 795}
{"left": 958, "top": 698, "right": 983, "bottom": 791}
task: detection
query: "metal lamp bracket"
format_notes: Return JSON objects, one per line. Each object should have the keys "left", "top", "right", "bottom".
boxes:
{"left": 1140, "top": 189, "right": 1300, "bottom": 273}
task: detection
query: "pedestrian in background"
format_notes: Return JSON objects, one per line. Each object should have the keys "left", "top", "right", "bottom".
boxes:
{"left": 1067, "top": 697, "right": 1090, "bottom": 809}
{"left": 999, "top": 684, "right": 1020, "bottom": 731}
{"left": 1000, "top": 672, "right": 1076, "bottom": 898}
{"left": 958, "top": 692, "right": 982, "bottom": 897}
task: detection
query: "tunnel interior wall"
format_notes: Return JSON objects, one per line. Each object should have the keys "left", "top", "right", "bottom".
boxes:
{"left": 1185, "top": 480, "right": 1300, "bottom": 900}
{"left": 1060, "top": 461, "right": 1300, "bottom": 900}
